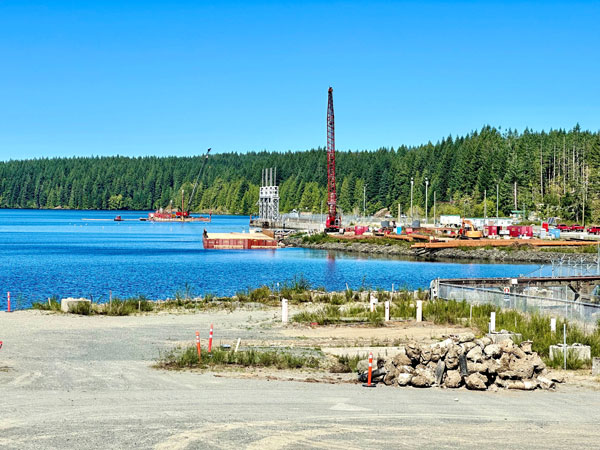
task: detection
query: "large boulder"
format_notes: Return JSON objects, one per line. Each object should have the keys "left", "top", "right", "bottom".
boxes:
{"left": 460, "top": 342, "right": 477, "bottom": 354}
{"left": 466, "top": 345, "right": 483, "bottom": 363}
{"left": 520, "top": 341, "right": 533, "bottom": 354}
{"left": 444, "top": 370, "right": 462, "bottom": 388}
{"left": 411, "top": 367, "right": 435, "bottom": 388}
{"left": 392, "top": 348, "right": 412, "bottom": 367}
{"left": 497, "top": 353, "right": 511, "bottom": 373}
{"left": 445, "top": 346, "right": 460, "bottom": 370}
{"left": 458, "top": 332, "right": 475, "bottom": 343}
{"left": 484, "top": 358, "right": 500, "bottom": 375}
{"left": 383, "top": 362, "right": 398, "bottom": 385}
{"left": 537, "top": 376, "right": 556, "bottom": 390}
{"left": 506, "top": 379, "right": 538, "bottom": 390}
{"left": 529, "top": 354, "right": 546, "bottom": 373}
{"left": 420, "top": 347, "right": 432, "bottom": 364}
{"left": 396, "top": 364, "right": 415, "bottom": 375}
{"left": 499, "top": 339, "right": 516, "bottom": 354}
{"left": 509, "top": 355, "right": 535, "bottom": 379}
{"left": 397, "top": 373, "right": 413, "bottom": 386}
{"left": 467, "top": 362, "right": 487, "bottom": 375}
{"left": 465, "top": 373, "right": 488, "bottom": 390}
{"left": 483, "top": 344, "right": 502, "bottom": 358}
{"left": 405, "top": 342, "right": 421, "bottom": 363}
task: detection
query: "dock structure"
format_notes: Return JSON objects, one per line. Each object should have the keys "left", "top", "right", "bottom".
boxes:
{"left": 202, "top": 231, "right": 277, "bottom": 250}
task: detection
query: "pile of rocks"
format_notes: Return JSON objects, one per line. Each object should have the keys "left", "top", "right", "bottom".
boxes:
{"left": 360, "top": 333, "right": 563, "bottom": 390}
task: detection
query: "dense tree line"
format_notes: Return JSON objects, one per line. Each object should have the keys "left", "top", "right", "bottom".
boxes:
{"left": 1, "top": 125, "right": 599, "bottom": 222}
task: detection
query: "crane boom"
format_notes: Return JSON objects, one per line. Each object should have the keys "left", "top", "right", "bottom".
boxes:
{"left": 185, "top": 148, "right": 211, "bottom": 214}
{"left": 325, "top": 87, "right": 340, "bottom": 231}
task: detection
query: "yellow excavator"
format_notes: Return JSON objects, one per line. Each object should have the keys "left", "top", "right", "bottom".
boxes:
{"left": 458, "top": 219, "right": 483, "bottom": 239}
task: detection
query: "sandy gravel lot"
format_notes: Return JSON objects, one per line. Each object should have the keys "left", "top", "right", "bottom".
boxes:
{"left": 1, "top": 308, "right": 599, "bottom": 449}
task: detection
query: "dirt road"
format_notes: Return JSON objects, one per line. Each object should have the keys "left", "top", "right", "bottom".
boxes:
{"left": 1, "top": 310, "right": 599, "bottom": 449}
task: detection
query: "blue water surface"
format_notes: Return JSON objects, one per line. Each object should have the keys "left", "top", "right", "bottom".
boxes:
{"left": 0, "top": 210, "right": 540, "bottom": 308}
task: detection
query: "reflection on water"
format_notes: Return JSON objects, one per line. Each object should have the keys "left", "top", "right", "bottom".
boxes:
{"left": 0, "top": 209, "right": 538, "bottom": 307}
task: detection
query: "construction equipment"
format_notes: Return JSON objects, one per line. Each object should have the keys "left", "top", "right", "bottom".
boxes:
{"left": 185, "top": 148, "right": 211, "bottom": 215}
{"left": 457, "top": 219, "right": 483, "bottom": 239}
{"left": 325, "top": 87, "right": 341, "bottom": 232}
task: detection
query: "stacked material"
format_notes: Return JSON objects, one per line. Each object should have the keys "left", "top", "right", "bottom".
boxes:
{"left": 359, "top": 333, "right": 563, "bottom": 390}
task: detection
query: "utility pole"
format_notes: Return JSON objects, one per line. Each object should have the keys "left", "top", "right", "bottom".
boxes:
{"left": 514, "top": 181, "right": 517, "bottom": 211}
{"left": 425, "top": 178, "right": 429, "bottom": 225}
{"left": 496, "top": 183, "right": 499, "bottom": 221}
{"left": 181, "top": 189, "right": 185, "bottom": 222}
{"left": 433, "top": 191, "right": 436, "bottom": 226}
{"left": 484, "top": 189, "right": 487, "bottom": 219}
{"left": 410, "top": 177, "right": 414, "bottom": 222}
{"left": 363, "top": 184, "right": 367, "bottom": 218}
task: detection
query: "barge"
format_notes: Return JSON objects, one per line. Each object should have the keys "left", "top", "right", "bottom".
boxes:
{"left": 202, "top": 230, "right": 277, "bottom": 250}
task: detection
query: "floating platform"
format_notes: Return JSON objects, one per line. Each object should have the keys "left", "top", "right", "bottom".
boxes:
{"left": 202, "top": 231, "right": 277, "bottom": 250}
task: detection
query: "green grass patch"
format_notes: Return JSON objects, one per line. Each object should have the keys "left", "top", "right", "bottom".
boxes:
{"left": 32, "top": 296, "right": 61, "bottom": 312}
{"left": 158, "top": 346, "right": 322, "bottom": 370}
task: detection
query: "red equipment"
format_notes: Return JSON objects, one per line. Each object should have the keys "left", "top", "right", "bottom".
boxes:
{"left": 587, "top": 226, "right": 600, "bottom": 235}
{"left": 325, "top": 87, "right": 341, "bottom": 231}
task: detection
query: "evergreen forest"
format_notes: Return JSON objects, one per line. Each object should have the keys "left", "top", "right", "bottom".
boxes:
{"left": 1, "top": 125, "right": 599, "bottom": 223}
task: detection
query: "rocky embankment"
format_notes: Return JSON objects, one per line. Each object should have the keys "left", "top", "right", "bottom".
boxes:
{"left": 358, "top": 333, "right": 564, "bottom": 391}
{"left": 284, "top": 237, "right": 598, "bottom": 263}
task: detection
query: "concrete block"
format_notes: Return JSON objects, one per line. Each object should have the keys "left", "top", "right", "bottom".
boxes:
{"left": 592, "top": 358, "right": 600, "bottom": 376}
{"left": 486, "top": 332, "right": 522, "bottom": 344}
{"left": 60, "top": 298, "right": 91, "bottom": 313}
{"left": 549, "top": 344, "right": 591, "bottom": 361}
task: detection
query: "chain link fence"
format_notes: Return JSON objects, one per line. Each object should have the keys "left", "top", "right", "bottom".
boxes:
{"left": 437, "top": 282, "right": 600, "bottom": 326}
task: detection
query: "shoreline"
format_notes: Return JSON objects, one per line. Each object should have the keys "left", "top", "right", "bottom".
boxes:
{"left": 285, "top": 237, "right": 599, "bottom": 264}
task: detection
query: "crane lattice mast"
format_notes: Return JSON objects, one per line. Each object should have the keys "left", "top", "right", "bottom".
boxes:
{"left": 326, "top": 87, "right": 339, "bottom": 230}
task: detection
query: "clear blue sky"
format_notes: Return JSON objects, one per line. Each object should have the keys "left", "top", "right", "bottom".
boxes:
{"left": 1, "top": 1, "right": 599, "bottom": 159}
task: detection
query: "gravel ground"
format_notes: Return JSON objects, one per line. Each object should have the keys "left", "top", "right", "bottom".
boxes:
{"left": 1, "top": 309, "right": 599, "bottom": 449}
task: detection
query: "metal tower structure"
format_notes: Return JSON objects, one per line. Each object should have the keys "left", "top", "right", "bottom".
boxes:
{"left": 258, "top": 167, "right": 280, "bottom": 223}
{"left": 325, "top": 87, "right": 340, "bottom": 231}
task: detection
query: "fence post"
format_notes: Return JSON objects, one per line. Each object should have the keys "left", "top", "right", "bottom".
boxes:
{"left": 563, "top": 323, "right": 567, "bottom": 370}
{"left": 490, "top": 312, "right": 496, "bottom": 333}
{"left": 281, "top": 298, "right": 288, "bottom": 323}
{"left": 416, "top": 300, "right": 422, "bottom": 322}
{"left": 385, "top": 301, "right": 390, "bottom": 322}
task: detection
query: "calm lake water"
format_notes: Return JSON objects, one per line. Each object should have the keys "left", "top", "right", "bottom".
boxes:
{"left": 0, "top": 210, "right": 539, "bottom": 309}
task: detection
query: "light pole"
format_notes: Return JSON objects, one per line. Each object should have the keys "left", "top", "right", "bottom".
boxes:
{"left": 484, "top": 189, "right": 487, "bottom": 219}
{"left": 433, "top": 191, "right": 436, "bottom": 226}
{"left": 425, "top": 177, "right": 429, "bottom": 225}
{"left": 496, "top": 183, "right": 499, "bottom": 221}
{"left": 410, "top": 177, "right": 414, "bottom": 222}
{"left": 363, "top": 184, "right": 367, "bottom": 218}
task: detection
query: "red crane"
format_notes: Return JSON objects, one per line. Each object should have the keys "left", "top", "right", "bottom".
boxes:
{"left": 325, "top": 87, "right": 341, "bottom": 231}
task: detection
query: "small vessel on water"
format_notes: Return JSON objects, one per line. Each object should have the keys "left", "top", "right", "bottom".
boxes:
{"left": 202, "top": 229, "right": 278, "bottom": 250}
{"left": 148, "top": 209, "right": 212, "bottom": 222}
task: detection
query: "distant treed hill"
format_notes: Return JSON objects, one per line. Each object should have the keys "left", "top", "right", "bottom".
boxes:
{"left": 1, "top": 125, "right": 599, "bottom": 222}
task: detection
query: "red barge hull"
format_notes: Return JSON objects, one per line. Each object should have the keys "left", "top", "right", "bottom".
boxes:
{"left": 202, "top": 231, "right": 277, "bottom": 250}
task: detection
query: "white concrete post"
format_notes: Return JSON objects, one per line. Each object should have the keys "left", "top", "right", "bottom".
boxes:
{"left": 416, "top": 300, "right": 423, "bottom": 322}
{"left": 550, "top": 317, "right": 556, "bottom": 333}
{"left": 281, "top": 298, "right": 288, "bottom": 323}
{"left": 490, "top": 312, "right": 496, "bottom": 332}
{"left": 369, "top": 294, "right": 378, "bottom": 312}
{"left": 385, "top": 301, "right": 390, "bottom": 322}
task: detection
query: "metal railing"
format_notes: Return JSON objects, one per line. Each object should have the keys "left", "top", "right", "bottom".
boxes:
{"left": 437, "top": 282, "right": 600, "bottom": 326}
